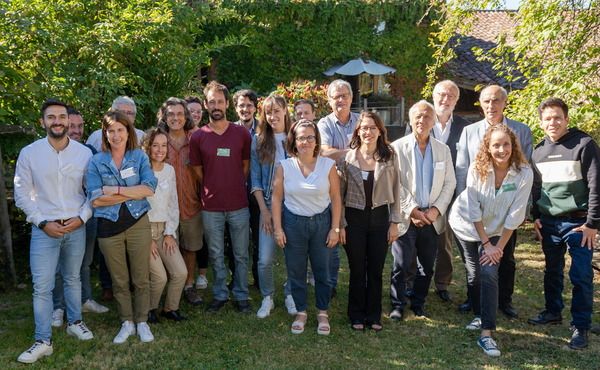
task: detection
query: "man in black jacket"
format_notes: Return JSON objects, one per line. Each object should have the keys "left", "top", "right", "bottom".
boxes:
{"left": 528, "top": 97, "right": 599, "bottom": 350}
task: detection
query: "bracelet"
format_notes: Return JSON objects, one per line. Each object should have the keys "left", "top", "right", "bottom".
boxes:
{"left": 117, "top": 186, "right": 120, "bottom": 195}
{"left": 482, "top": 240, "right": 490, "bottom": 247}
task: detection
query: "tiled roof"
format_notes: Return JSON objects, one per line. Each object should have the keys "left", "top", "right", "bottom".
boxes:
{"left": 446, "top": 10, "right": 525, "bottom": 90}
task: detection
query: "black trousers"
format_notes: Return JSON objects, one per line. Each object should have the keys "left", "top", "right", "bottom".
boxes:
{"left": 390, "top": 223, "right": 439, "bottom": 310}
{"left": 498, "top": 231, "right": 517, "bottom": 307}
{"left": 344, "top": 206, "right": 389, "bottom": 324}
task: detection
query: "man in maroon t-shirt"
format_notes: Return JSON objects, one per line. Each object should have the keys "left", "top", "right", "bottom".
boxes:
{"left": 189, "top": 81, "right": 252, "bottom": 313}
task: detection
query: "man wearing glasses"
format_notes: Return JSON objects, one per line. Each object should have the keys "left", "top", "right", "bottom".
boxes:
{"left": 86, "top": 96, "right": 145, "bottom": 151}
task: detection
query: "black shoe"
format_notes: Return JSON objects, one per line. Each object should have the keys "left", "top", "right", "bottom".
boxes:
{"left": 184, "top": 287, "right": 203, "bottom": 306}
{"left": 350, "top": 320, "right": 365, "bottom": 331}
{"left": 330, "top": 287, "right": 337, "bottom": 299}
{"left": 458, "top": 299, "right": 471, "bottom": 313}
{"left": 436, "top": 290, "right": 452, "bottom": 302}
{"left": 235, "top": 300, "right": 252, "bottom": 314}
{"left": 499, "top": 304, "right": 518, "bottom": 319}
{"left": 404, "top": 289, "right": 414, "bottom": 298}
{"left": 160, "top": 310, "right": 187, "bottom": 321}
{"left": 389, "top": 308, "right": 404, "bottom": 321}
{"left": 147, "top": 309, "right": 159, "bottom": 324}
{"left": 527, "top": 310, "right": 562, "bottom": 325}
{"left": 206, "top": 299, "right": 228, "bottom": 313}
{"left": 568, "top": 328, "right": 589, "bottom": 350}
{"left": 411, "top": 306, "right": 427, "bottom": 318}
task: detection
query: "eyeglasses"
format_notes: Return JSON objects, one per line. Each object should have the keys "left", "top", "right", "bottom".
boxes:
{"left": 359, "top": 126, "right": 378, "bottom": 133}
{"left": 434, "top": 92, "right": 457, "bottom": 100}
{"left": 330, "top": 93, "right": 350, "bottom": 101}
{"left": 296, "top": 135, "right": 316, "bottom": 143}
{"left": 120, "top": 110, "right": 136, "bottom": 117}
{"left": 166, "top": 112, "right": 185, "bottom": 118}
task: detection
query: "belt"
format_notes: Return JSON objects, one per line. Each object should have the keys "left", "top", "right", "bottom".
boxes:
{"left": 557, "top": 210, "right": 587, "bottom": 219}
{"left": 52, "top": 219, "right": 70, "bottom": 225}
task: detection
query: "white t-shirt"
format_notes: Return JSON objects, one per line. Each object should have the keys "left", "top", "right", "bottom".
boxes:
{"left": 147, "top": 163, "right": 179, "bottom": 236}
{"left": 281, "top": 156, "right": 334, "bottom": 216}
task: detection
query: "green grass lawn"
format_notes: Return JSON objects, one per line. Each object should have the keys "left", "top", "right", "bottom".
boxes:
{"left": 1, "top": 223, "right": 598, "bottom": 369}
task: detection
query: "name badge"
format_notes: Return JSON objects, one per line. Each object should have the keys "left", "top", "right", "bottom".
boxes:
{"left": 347, "top": 133, "right": 353, "bottom": 141}
{"left": 120, "top": 167, "right": 136, "bottom": 179}
{"left": 435, "top": 161, "right": 445, "bottom": 170}
{"left": 502, "top": 183, "right": 517, "bottom": 192}
{"left": 217, "top": 148, "right": 231, "bottom": 157}
{"left": 361, "top": 170, "right": 369, "bottom": 180}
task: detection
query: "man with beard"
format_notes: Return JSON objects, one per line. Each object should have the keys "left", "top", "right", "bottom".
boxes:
{"left": 190, "top": 82, "right": 253, "bottom": 313}
{"left": 233, "top": 89, "right": 260, "bottom": 289}
{"left": 15, "top": 99, "right": 95, "bottom": 363}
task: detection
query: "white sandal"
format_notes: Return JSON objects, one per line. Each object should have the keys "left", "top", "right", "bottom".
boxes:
{"left": 291, "top": 312, "right": 307, "bottom": 334}
{"left": 317, "top": 313, "right": 330, "bottom": 336}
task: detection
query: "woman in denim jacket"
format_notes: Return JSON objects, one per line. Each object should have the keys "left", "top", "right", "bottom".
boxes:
{"left": 250, "top": 95, "right": 297, "bottom": 318}
{"left": 86, "top": 111, "right": 157, "bottom": 344}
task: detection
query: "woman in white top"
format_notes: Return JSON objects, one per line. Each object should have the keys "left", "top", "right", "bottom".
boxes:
{"left": 250, "top": 94, "right": 297, "bottom": 318}
{"left": 272, "top": 119, "right": 342, "bottom": 335}
{"left": 449, "top": 124, "right": 532, "bottom": 357}
{"left": 143, "top": 128, "right": 188, "bottom": 323}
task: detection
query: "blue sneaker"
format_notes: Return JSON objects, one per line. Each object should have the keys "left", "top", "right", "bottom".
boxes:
{"left": 478, "top": 336, "right": 501, "bottom": 357}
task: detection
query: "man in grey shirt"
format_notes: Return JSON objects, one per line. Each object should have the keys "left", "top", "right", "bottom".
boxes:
{"left": 318, "top": 79, "right": 360, "bottom": 297}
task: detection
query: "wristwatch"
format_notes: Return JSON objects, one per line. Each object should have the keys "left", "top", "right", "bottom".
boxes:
{"left": 38, "top": 220, "right": 49, "bottom": 230}
{"left": 333, "top": 227, "right": 340, "bottom": 233}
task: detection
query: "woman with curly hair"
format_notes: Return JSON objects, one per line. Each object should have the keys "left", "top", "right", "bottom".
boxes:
{"left": 449, "top": 124, "right": 532, "bottom": 357}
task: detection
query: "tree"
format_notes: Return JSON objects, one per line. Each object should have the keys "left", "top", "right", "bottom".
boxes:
{"left": 426, "top": 0, "right": 599, "bottom": 141}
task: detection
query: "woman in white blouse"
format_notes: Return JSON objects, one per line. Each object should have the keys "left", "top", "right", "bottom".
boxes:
{"left": 143, "top": 128, "right": 188, "bottom": 323}
{"left": 449, "top": 124, "right": 532, "bottom": 357}
{"left": 272, "top": 119, "right": 342, "bottom": 336}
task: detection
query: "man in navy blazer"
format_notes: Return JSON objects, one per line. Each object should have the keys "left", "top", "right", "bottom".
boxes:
{"left": 455, "top": 84, "right": 533, "bottom": 318}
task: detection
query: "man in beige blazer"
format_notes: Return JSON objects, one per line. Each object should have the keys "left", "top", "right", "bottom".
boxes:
{"left": 389, "top": 100, "right": 456, "bottom": 320}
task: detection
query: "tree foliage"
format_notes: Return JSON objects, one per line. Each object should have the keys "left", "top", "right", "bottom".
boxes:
{"left": 426, "top": 0, "right": 599, "bottom": 141}
{"left": 0, "top": 0, "right": 242, "bottom": 135}
{"left": 207, "top": 0, "right": 433, "bottom": 99}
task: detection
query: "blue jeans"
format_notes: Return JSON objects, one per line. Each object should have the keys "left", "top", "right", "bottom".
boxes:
{"left": 540, "top": 215, "right": 593, "bottom": 330}
{"left": 329, "top": 246, "right": 340, "bottom": 290}
{"left": 457, "top": 236, "right": 502, "bottom": 330}
{"left": 30, "top": 225, "right": 85, "bottom": 342}
{"left": 257, "top": 206, "right": 291, "bottom": 298}
{"left": 283, "top": 206, "right": 331, "bottom": 312}
{"left": 203, "top": 208, "right": 250, "bottom": 301}
{"left": 54, "top": 217, "right": 97, "bottom": 308}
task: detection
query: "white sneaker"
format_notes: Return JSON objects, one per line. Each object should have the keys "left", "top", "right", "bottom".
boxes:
{"left": 17, "top": 341, "right": 53, "bottom": 363}
{"left": 285, "top": 295, "right": 298, "bottom": 315}
{"left": 113, "top": 321, "right": 136, "bottom": 344}
{"left": 466, "top": 317, "right": 482, "bottom": 330}
{"left": 137, "top": 322, "right": 154, "bottom": 343}
{"left": 195, "top": 275, "right": 208, "bottom": 290}
{"left": 256, "top": 296, "right": 274, "bottom": 319}
{"left": 51, "top": 308, "right": 64, "bottom": 328}
{"left": 82, "top": 299, "right": 109, "bottom": 313}
{"left": 66, "top": 320, "right": 94, "bottom": 340}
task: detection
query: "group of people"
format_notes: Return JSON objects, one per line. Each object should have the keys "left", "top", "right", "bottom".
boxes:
{"left": 13, "top": 77, "right": 597, "bottom": 363}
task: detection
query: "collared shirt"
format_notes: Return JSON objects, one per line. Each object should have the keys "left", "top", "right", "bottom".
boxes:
{"left": 433, "top": 115, "right": 453, "bottom": 144}
{"left": 413, "top": 139, "right": 434, "bottom": 208}
{"left": 166, "top": 131, "right": 202, "bottom": 220}
{"left": 14, "top": 137, "right": 93, "bottom": 226}
{"left": 86, "top": 128, "right": 146, "bottom": 152}
{"left": 449, "top": 163, "right": 533, "bottom": 242}
{"left": 317, "top": 112, "right": 360, "bottom": 149}
{"left": 234, "top": 119, "right": 258, "bottom": 137}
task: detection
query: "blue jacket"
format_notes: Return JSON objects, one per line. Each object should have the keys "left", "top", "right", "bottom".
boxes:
{"left": 86, "top": 149, "right": 157, "bottom": 222}
{"left": 250, "top": 135, "right": 279, "bottom": 205}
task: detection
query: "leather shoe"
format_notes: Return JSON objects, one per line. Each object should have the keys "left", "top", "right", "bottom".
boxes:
{"left": 206, "top": 299, "right": 228, "bottom": 313}
{"left": 458, "top": 299, "right": 471, "bottom": 313}
{"left": 499, "top": 304, "right": 518, "bottom": 319}
{"left": 527, "top": 310, "right": 562, "bottom": 325}
{"left": 568, "top": 328, "right": 589, "bottom": 350}
{"left": 235, "top": 300, "right": 252, "bottom": 314}
{"left": 160, "top": 310, "right": 187, "bottom": 321}
{"left": 389, "top": 308, "right": 404, "bottom": 321}
{"left": 411, "top": 306, "right": 427, "bottom": 318}
{"left": 147, "top": 309, "right": 159, "bottom": 324}
{"left": 436, "top": 290, "right": 452, "bottom": 302}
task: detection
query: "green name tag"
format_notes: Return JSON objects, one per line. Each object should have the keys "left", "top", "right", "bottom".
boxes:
{"left": 502, "top": 183, "right": 517, "bottom": 192}
{"left": 217, "top": 148, "right": 230, "bottom": 157}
